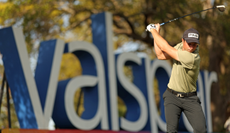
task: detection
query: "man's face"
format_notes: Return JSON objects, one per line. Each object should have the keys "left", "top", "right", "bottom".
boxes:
{"left": 182, "top": 39, "right": 198, "bottom": 53}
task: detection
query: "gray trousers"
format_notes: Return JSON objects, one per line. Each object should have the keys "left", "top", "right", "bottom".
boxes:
{"left": 163, "top": 89, "right": 207, "bottom": 133}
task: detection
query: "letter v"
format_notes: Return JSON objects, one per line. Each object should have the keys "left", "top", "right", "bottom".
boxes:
{"left": 0, "top": 27, "right": 64, "bottom": 129}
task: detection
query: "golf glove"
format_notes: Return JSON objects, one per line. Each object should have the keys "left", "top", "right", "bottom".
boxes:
{"left": 146, "top": 24, "right": 156, "bottom": 32}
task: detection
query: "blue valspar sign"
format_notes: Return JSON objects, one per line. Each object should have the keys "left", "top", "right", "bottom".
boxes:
{"left": 0, "top": 12, "right": 217, "bottom": 133}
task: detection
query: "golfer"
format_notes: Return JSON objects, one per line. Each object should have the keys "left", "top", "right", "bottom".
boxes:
{"left": 147, "top": 23, "right": 207, "bottom": 133}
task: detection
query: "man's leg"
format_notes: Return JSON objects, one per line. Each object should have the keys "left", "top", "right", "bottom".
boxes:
{"left": 182, "top": 96, "right": 207, "bottom": 133}
{"left": 163, "top": 90, "right": 182, "bottom": 133}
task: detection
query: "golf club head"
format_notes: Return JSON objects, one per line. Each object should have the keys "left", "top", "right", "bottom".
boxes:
{"left": 216, "top": 5, "right": 225, "bottom": 12}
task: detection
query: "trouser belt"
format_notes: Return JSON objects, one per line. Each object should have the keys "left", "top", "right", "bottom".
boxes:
{"left": 167, "top": 88, "right": 197, "bottom": 98}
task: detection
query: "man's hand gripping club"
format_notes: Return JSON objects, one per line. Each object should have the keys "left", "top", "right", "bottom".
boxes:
{"left": 146, "top": 23, "right": 160, "bottom": 33}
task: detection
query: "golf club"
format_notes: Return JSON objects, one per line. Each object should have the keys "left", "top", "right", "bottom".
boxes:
{"left": 146, "top": 5, "right": 226, "bottom": 31}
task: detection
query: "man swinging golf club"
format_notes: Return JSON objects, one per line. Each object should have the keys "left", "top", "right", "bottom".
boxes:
{"left": 145, "top": 5, "right": 226, "bottom": 133}
{"left": 147, "top": 24, "right": 206, "bottom": 133}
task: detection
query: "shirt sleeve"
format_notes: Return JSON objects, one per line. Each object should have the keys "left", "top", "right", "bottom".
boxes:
{"left": 177, "top": 50, "right": 194, "bottom": 69}
{"left": 173, "top": 43, "right": 182, "bottom": 50}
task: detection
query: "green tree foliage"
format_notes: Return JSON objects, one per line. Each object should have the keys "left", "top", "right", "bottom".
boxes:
{"left": 0, "top": 0, "right": 230, "bottom": 132}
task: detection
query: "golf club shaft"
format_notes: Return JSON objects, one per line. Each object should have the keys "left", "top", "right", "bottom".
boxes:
{"left": 160, "top": 6, "right": 216, "bottom": 26}
{"left": 146, "top": 5, "right": 225, "bottom": 31}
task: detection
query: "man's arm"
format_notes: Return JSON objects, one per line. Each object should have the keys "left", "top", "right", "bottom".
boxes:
{"left": 150, "top": 23, "right": 179, "bottom": 61}
{"left": 154, "top": 39, "right": 172, "bottom": 60}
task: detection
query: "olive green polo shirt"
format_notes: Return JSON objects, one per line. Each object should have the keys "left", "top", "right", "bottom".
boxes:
{"left": 167, "top": 42, "right": 200, "bottom": 93}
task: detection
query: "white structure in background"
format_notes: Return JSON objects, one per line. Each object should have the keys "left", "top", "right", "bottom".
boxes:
{"left": 225, "top": 117, "right": 230, "bottom": 132}
{"left": 115, "top": 41, "right": 146, "bottom": 53}
{"left": 0, "top": 53, "right": 3, "bottom": 65}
